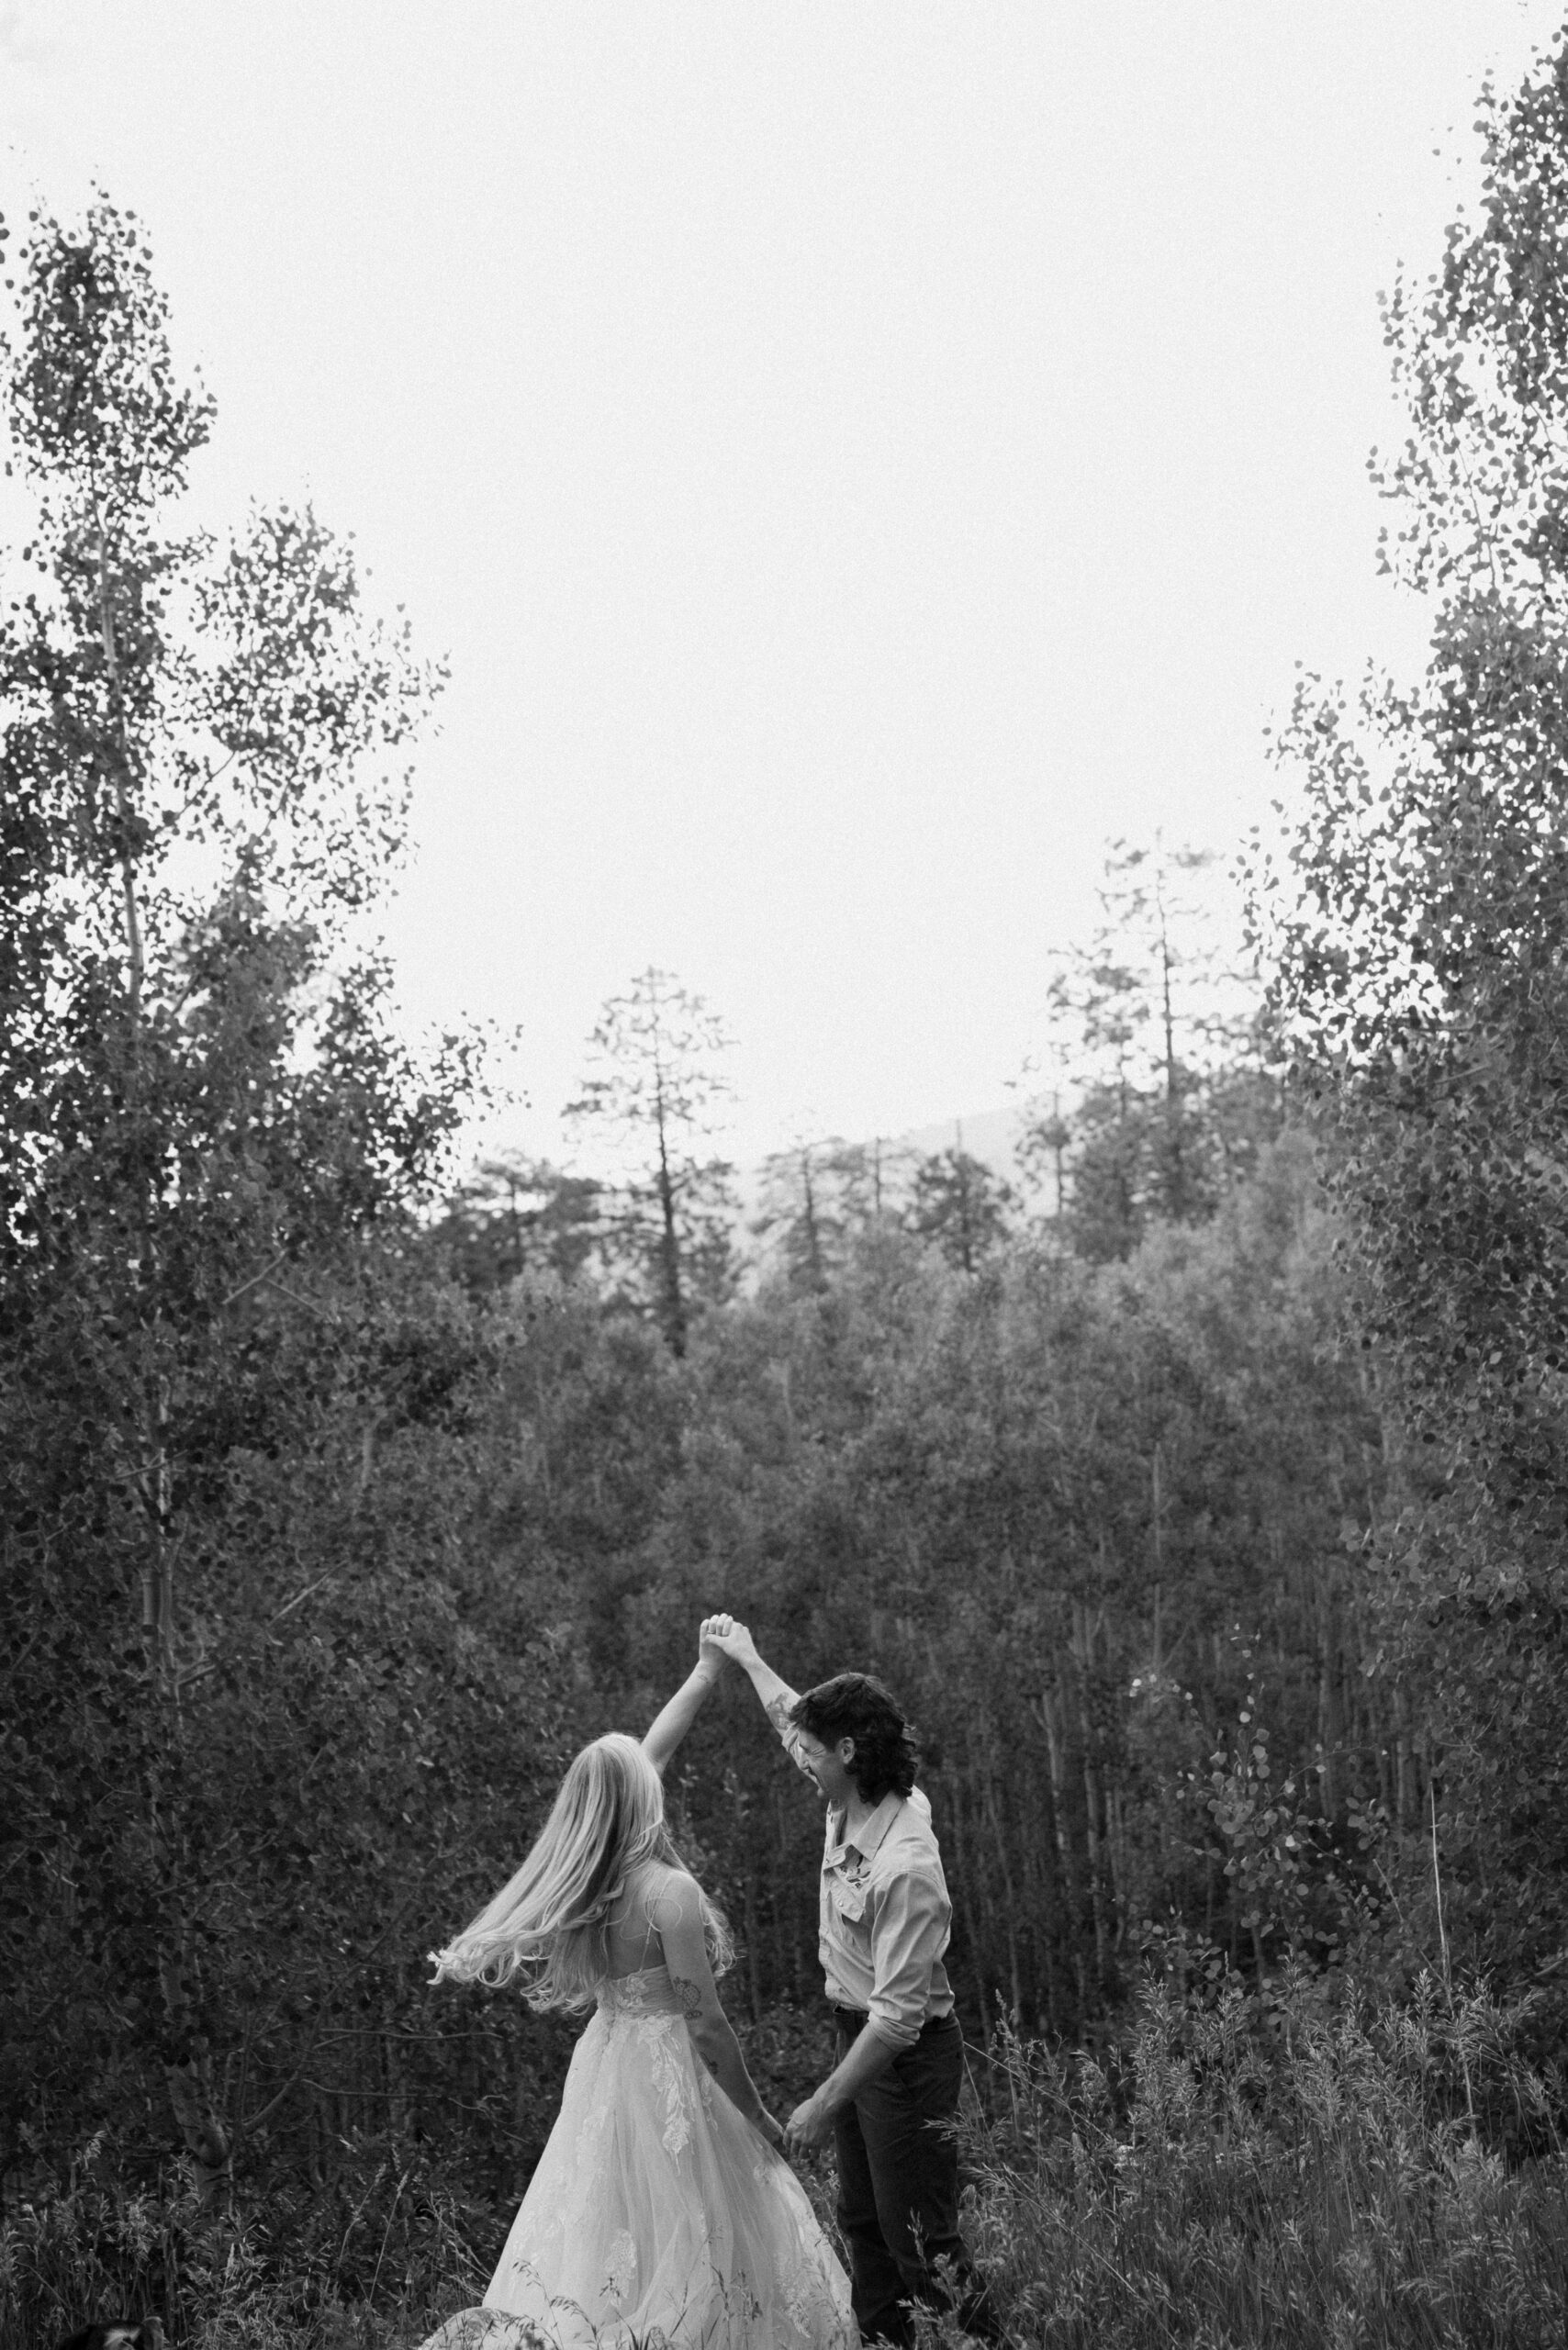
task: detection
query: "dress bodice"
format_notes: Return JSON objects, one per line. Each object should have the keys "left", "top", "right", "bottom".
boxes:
{"left": 595, "top": 1964, "right": 688, "bottom": 2020}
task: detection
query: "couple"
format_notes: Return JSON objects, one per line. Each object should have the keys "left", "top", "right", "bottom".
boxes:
{"left": 422, "top": 1617, "right": 993, "bottom": 2350}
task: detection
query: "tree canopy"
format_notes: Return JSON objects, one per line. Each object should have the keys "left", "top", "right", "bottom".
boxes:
{"left": 1253, "top": 35, "right": 1568, "bottom": 1992}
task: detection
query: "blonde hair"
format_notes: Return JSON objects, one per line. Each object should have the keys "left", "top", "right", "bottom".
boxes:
{"left": 430, "top": 1732, "right": 733, "bottom": 2010}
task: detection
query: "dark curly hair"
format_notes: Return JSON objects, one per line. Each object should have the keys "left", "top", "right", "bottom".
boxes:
{"left": 790, "top": 1673, "right": 920, "bottom": 1803}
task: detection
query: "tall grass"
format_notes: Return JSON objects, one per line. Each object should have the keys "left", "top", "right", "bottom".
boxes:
{"left": 0, "top": 2135, "right": 489, "bottom": 2350}
{"left": 6, "top": 1974, "right": 1564, "bottom": 2347}
{"left": 951, "top": 1966, "right": 1568, "bottom": 2349}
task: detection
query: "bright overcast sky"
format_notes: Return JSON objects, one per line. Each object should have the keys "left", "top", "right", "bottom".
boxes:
{"left": 0, "top": 2, "right": 1560, "bottom": 1169}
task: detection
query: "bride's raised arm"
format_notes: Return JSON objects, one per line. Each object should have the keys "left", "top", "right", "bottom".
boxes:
{"left": 639, "top": 1617, "right": 730, "bottom": 1777}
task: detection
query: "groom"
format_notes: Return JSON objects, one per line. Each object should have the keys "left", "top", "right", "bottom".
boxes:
{"left": 701, "top": 1615, "right": 993, "bottom": 2348}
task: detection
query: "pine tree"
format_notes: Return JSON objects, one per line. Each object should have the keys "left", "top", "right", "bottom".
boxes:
{"left": 565, "top": 968, "right": 737, "bottom": 1354}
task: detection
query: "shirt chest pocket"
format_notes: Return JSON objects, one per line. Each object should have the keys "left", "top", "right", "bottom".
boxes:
{"left": 830, "top": 1874, "right": 869, "bottom": 1926}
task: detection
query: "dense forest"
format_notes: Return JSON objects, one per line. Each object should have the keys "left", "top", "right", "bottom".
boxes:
{"left": 6, "top": 34, "right": 1568, "bottom": 2350}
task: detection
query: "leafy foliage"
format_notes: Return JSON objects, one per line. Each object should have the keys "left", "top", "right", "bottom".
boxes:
{"left": 0, "top": 195, "right": 513, "bottom": 2230}
{"left": 1251, "top": 33, "right": 1568, "bottom": 2007}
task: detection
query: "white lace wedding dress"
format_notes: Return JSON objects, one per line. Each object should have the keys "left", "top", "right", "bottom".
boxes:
{"left": 418, "top": 1964, "right": 857, "bottom": 2350}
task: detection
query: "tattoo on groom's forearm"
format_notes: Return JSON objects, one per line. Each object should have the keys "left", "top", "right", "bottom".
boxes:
{"left": 765, "top": 1695, "right": 793, "bottom": 1737}
{"left": 669, "top": 1974, "right": 705, "bottom": 2021}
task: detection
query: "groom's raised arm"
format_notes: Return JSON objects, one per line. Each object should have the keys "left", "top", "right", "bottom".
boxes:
{"left": 700, "top": 1616, "right": 801, "bottom": 1749}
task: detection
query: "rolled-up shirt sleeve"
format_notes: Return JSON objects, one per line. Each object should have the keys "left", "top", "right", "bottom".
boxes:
{"left": 865, "top": 1865, "right": 950, "bottom": 2049}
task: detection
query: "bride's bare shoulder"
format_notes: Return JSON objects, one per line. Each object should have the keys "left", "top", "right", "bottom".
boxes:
{"left": 633, "top": 1858, "right": 700, "bottom": 1916}
{"left": 623, "top": 1853, "right": 679, "bottom": 1890}
{"left": 615, "top": 1855, "right": 689, "bottom": 1917}
{"left": 631, "top": 1856, "right": 691, "bottom": 1895}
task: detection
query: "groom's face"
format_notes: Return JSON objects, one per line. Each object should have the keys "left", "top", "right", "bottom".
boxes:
{"left": 795, "top": 1729, "right": 857, "bottom": 1808}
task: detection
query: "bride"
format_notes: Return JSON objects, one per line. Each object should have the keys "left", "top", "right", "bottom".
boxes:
{"left": 418, "top": 1628, "right": 857, "bottom": 2350}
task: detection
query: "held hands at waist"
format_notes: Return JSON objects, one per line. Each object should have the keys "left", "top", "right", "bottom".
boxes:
{"left": 783, "top": 2017, "right": 902, "bottom": 2154}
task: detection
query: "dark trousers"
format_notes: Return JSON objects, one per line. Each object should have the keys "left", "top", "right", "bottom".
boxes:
{"left": 831, "top": 2008, "right": 991, "bottom": 2347}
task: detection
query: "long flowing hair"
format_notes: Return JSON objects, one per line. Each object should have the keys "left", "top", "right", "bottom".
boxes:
{"left": 430, "top": 1732, "right": 732, "bottom": 2010}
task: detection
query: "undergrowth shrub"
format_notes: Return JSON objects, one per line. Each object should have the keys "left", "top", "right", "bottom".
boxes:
{"left": 953, "top": 1965, "right": 1568, "bottom": 2349}
{"left": 0, "top": 2134, "right": 489, "bottom": 2350}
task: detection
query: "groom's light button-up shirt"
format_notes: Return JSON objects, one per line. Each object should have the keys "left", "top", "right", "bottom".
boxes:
{"left": 817, "top": 1789, "right": 955, "bottom": 2048}
{"left": 776, "top": 1725, "right": 955, "bottom": 2046}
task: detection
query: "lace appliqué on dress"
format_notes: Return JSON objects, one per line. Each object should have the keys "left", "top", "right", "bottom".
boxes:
{"left": 642, "top": 2012, "right": 694, "bottom": 2158}
{"left": 601, "top": 2228, "right": 638, "bottom": 2306}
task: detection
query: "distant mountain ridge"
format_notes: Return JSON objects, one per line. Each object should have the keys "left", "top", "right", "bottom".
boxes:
{"left": 735, "top": 1104, "right": 1031, "bottom": 1230}
{"left": 890, "top": 1104, "right": 1028, "bottom": 1184}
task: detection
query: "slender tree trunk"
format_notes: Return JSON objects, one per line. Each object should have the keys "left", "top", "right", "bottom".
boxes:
{"left": 97, "top": 524, "right": 145, "bottom": 1035}
{"left": 1034, "top": 1682, "right": 1088, "bottom": 2016}
{"left": 1072, "top": 1603, "right": 1111, "bottom": 1994}
{"left": 1155, "top": 860, "right": 1185, "bottom": 1214}
{"left": 653, "top": 1078, "right": 688, "bottom": 1357}
{"left": 956, "top": 1127, "right": 975, "bottom": 1274}
{"left": 801, "top": 1149, "right": 825, "bottom": 1291}
{"left": 99, "top": 518, "right": 234, "bottom": 2211}
{"left": 979, "top": 1751, "right": 1025, "bottom": 2021}
{"left": 944, "top": 1783, "right": 992, "bottom": 2034}
{"left": 1022, "top": 1793, "right": 1058, "bottom": 2033}
{"left": 1394, "top": 1679, "right": 1415, "bottom": 1830}
{"left": 1316, "top": 1560, "right": 1338, "bottom": 1813}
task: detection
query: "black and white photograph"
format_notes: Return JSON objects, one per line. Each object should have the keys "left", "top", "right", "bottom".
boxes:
{"left": 4, "top": 6, "right": 1568, "bottom": 2345}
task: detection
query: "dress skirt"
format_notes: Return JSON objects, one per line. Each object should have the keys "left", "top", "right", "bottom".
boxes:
{"left": 418, "top": 1965, "right": 857, "bottom": 2350}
